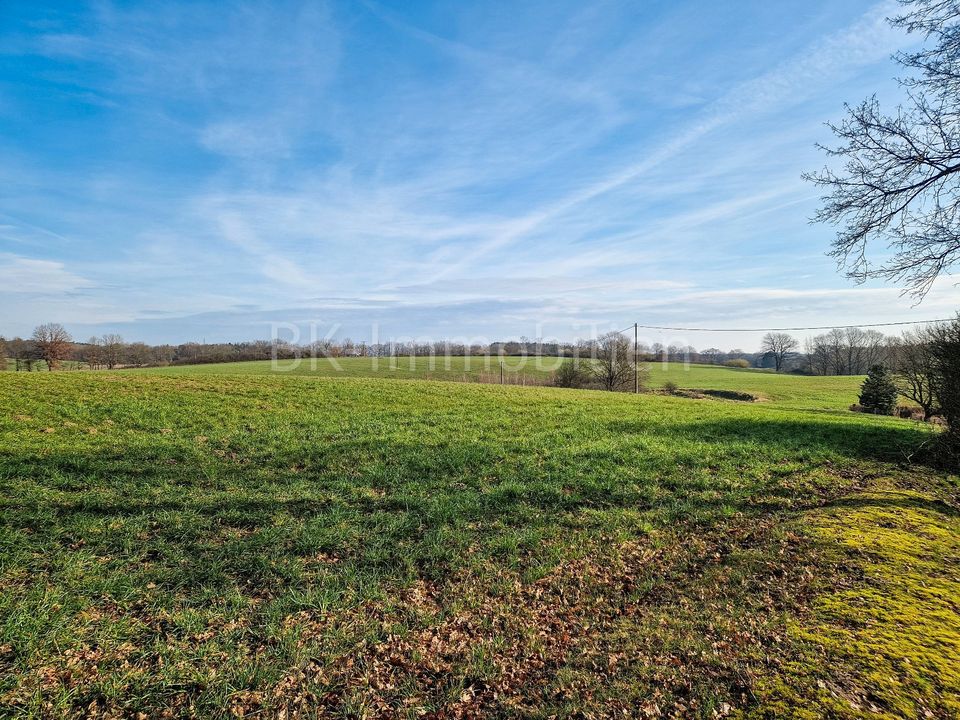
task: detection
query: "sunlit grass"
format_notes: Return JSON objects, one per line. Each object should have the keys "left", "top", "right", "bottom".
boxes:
{"left": 0, "top": 371, "right": 954, "bottom": 717}
{"left": 137, "top": 358, "right": 868, "bottom": 412}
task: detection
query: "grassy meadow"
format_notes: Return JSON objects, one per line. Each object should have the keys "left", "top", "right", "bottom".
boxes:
{"left": 135, "top": 355, "right": 560, "bottom": 385}
{"left": 137, "top": 358, "right": 867, "bottom": 410}
{"left": 1, "top": 365, "right": 957, "bottom": 717}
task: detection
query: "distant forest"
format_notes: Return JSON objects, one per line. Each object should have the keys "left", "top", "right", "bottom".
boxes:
{"left": 0, "top": 323, "right": 917, "bottom": 376}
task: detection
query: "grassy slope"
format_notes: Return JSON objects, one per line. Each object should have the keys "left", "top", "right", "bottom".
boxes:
{"left": 139, "top": 359, "right": 867, "bottom": 411}
{"left": 645, "top": 363, "right": 867, "bottom": 410}
{"left": 135, "top": 356, "right": 560, "bottom": 384}
{"left": 0, "top": 372, "right": 956, "bottom": 718}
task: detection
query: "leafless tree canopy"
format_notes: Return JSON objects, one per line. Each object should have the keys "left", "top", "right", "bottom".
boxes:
{"left": 891, "top": 328, "right": 939, "bottom": 418}
{"left": 804, "top": 327, "right": 891, "bottom": 375}
{"left": 590, "top": 332, "right": 638, "bottom": 392}
{"left": 805, "top": 0, "right": 960, "bottom": 299}
{"left": 101, "top": 334, "right": 126, "bottom": 369}
{"left": 31, "top": 323, "right": 73, "bottom": 371}
{"left": 760, "top": 332, "right": 799, "bottom": 371}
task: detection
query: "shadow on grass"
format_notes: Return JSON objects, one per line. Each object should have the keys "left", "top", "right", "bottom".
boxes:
{"left": 607, "top": 416, "right": 937, "bottom": 465}
{"left": 0, "top": 413, "right": 945, "bottom": 590}
{"left": 820, "top": 492, "right": 960, "bottom": 518}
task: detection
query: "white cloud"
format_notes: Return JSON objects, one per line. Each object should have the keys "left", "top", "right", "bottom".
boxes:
{"left": 0, "top": 254, "right": 95, "bottom": 294}
{"left": 2, "top": 0, "right": 950, "bottom": 347}
{"left": 425, "top": 0, "right": 909, "bottom": 280}
{"left": 199, "top": 121, "right": 294, "bottom": 159}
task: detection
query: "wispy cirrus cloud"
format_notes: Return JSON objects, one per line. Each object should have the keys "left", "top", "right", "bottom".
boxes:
{"left": 1, "top": 0, "right": 956, "bottom": 344}
{"left": 0, "top": 254, "right": 94, "bottom": 294}
{"left": 423, "top": 0, "right": 908, "bottom": 281}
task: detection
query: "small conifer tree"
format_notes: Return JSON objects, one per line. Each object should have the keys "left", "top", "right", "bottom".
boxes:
{"left": 859, "top": 364, "right": 898, "bottom": 415}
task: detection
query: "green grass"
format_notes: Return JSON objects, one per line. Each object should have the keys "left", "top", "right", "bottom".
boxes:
{"left": 137, "top": 358, "right": 868, "bottom": 412}
{"left": 2, "top": 359, "right": 87, "bottom": 372}
{"left": 646, "top": 362, "right": 868, "bottom": 409}
{"left": 0, "top": 370, "right": 956, "bottom": 717}
{"left": 136, "top": 355, "right": 560, "bottom": 384}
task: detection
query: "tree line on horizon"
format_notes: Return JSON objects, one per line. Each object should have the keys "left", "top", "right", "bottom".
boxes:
{"left": 3, "top": 318, "right": 958, "bottom": 463}
{"left": 0, "top": 323, "right": 928, "bottom": 375}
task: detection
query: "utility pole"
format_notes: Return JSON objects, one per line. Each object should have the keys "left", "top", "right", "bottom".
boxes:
{"left": 500, "top": 361, "right": 504, "bottom": 385}
{"left": 634, "top": 322, "right": 639, "bottom": 394}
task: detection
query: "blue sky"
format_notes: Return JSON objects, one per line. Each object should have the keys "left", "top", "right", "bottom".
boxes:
{"left": 1, "top": 0, "right": 958, "bottom": 349}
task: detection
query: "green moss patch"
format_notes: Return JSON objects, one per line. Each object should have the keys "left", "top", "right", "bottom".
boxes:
{"left": 750, "top": 487, "right": 960, "bottom": 719}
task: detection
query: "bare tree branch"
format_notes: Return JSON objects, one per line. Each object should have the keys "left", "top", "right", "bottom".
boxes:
{"left": 806, "top": 0, "right": 960, "bottom": 299}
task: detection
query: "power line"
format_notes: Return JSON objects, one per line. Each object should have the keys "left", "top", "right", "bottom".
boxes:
{"left": 628, "top": 318, "right": 953, "bottom": 333}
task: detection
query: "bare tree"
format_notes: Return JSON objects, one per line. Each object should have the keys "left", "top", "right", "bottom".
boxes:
{"left": 667, "top": 344, "right": 686, "bottom": 362}
{"left": 824, "top": 328, "right": 848, "bottom": 375}
{"left": 84, "top": 336, "right": 103, "bottom": 369}
{"left": 804, "top": 327, "right": 895, "bottom": 375}
{"left": 32, "top": 323, "right": 73, "bottom": 371}
{"left": 101, "top": 334, "right": 125, "bottom": 369}
{"left": 805, "top": 336, "right": 831, "bottom": 376}
{"left": 6, "top": 338, "right": 37, "bottom": 371}
{"left": 760, "top": 332, "right": 799, "bottom": 371}
{"left": 125, "top": 342, "right": 152, "bottom": 367}
{"left": 805, "top": 0, "right": 960, "bottom": 299}
{"left": 590, "top": 332, "right": 639, "bottom": 392}
{"left": 842, "top": 328, "right": 889, "bottom": 374}
{"left": 892, "top": 329, "right": 939, "bottom": 419}
{"left": 861, "top": 329, "right": 893, "bottom": 369}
